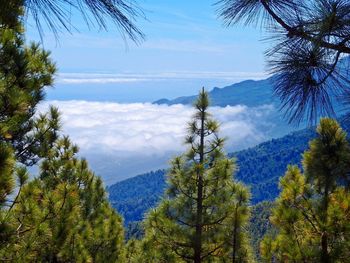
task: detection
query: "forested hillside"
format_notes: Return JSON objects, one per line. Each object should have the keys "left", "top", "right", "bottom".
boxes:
{"left": 108, "top": 126, "right": 319, "bottom": 223}
{"left": 109, "top": 118, "right": 350, "bottom": 224}
{"left": 110, "top": 118, "right": 350, "bottom": 260}
{"left": 249, "top": 202, "right": 274, "bottom": 260}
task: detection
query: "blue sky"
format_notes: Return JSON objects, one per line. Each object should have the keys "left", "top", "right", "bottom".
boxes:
{"left": 26, "top": 0, "right": 268, "bottom": 90}
{"left": 26, "top": 1, "right": 290, "bottom": 182}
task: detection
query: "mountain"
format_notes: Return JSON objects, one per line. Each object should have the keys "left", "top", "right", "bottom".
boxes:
{"left": 108, "top": 126, "right": 318, "bottom": 224}
{"left": 154, "top": 76, "right": 278, "bottom": 107}
{"left": 108, "top": 57, "right": 350, "bottom": 224}
{"left": 109, "top": 115, "right": 350, "bottom": 225}
{"left": 154, "top": 76, "right": 310, "bottom": 150}
{"left": 155, "top": 56, "right": 349, "bottom": 111}
{"left": 107, "top": 116, "right": 350, "bottom": 224}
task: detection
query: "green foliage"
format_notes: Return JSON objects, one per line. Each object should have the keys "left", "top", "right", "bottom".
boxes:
{"left": 217, "top": 0, "right": 350, "bottom": 123}
{"left": 0, "top": 0, "right": 23, "bottom": 29}
{"left": 248, "top": 201, "right": 274, "bottom": 260}
{"left": 0, "top": 4, "right": 125, "bottom": 262}
{"left": 23, "top": 0, "right": 144, "bottom": 42}
{"left": 4, "top": 2, "right": 350, "bottom": 263}
{"left": 141, "top": 90, "right": 254, "bottom": 262}
{"left": 223, "top": 182, "right": 255, "bottom": 262}
{"left": 125, "top": 221, "right": 144, "bottom": 241}
{"left": 109, "top": 126, "right": 318, "bottom": 224}
{"left": 303, "top": 118, "right": 350, "bottom": 190}
{"left": 0, "top": 1, "right": 58, "bottom": 166}
{"left": 0, "top": 143, "right": 15, "bottom": 207}
{"left": 1, "top": 137, "right": 125, "bottom": 262}
{"left": 261, "top": 118, "right": 350, "bottom": 262}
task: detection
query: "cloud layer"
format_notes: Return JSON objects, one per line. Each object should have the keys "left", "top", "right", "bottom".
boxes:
{"left": 56, "top": 72, "right": 267, "bottom": 85}
{"left": 38, "top": 101, "right": 277, "bottom": 183}
{"left": 40, "top": 100, "right": 274, "bottom": 155}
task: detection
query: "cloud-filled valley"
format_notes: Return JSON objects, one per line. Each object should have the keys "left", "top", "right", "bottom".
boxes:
{"left": 39, "top": 100, "right": 278, "bottom": 184}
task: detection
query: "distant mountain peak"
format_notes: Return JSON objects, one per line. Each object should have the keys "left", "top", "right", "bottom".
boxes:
{"left": 153, "top": 98, "right": 170, "bottom": 104}
{"left": 212, "top": 87, "right": 220, "bottom": 92}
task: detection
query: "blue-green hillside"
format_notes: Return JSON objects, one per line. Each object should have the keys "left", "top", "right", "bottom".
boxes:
{"left": 108, "top": 126, "right": 319, "bottom": 224}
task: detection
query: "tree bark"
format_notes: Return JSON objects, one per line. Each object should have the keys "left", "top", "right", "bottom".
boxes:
{"left": 321, "top": 178, "right": 330, "bottom": 263}
{"left": 194, "top": 108, "right": 205, "bottom": 263}
{"left": 232, "top": 207, "right": 239, "bottom": 263}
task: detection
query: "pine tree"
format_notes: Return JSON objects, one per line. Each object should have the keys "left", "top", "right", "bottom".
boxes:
{"left": 224, "top": 183, "right": 254, "bottom": 262}
{"left": 1, "top": 136, "right": 125, "bottom": 262}
{"left": 261, "top": 118, "right": 350, "bottom": 262}
{"left": 0, "top": 0, "right": 59, "bottom": 166}
{"left": 143, "top": 89, "right": 253, "bottom": 263}
{"left": 1, "top": 0, "right": 144, "bottom": 42}
{"left": 0, "top": 3, "right": 126, "bottom": 261}
{"left": 217, "top": 1, "right": 350, "bottom": 123}
{"left": 0, "top": 2, "right": 60, "bottom": 254}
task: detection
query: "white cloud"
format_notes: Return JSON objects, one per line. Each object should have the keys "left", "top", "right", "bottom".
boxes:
{"left": 37, "top": 100, "right": 280, "bottom": 183}
{"left": 56, "top": 71, "right": 267, "bottom": 85}
{"left": 59, "top": 77, "right": 149, "bottom": 84}
{"left": 39, "top": 100, "right": 274, "bottom": 155}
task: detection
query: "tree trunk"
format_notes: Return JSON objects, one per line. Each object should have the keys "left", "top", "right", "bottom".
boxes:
{"left": 321, "top": 233, "right": 329, "bottom": 263}
{"left": 232, "top": 207, "right": 238, "bottom": 263}
{"left": 194, "top": 109, "right": 205, "bottom": 263}
{"left": 321, "top": 179, "right": 330, "bottom": 263}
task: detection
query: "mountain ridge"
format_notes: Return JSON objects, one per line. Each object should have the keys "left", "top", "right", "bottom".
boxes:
{"left": 153, "top": 76, "right": 277, "bottom": 107}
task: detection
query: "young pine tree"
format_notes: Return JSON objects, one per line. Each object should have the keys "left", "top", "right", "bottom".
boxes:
{"left": 143, "top": 89, "right": 253, "bottom": 263}
{"left": 0, "top": 3, "right": 126, "bottom": 261}
{"left": 1, "top": 136, "right": 125, "bottom": 262}
{"left": 261, "top": 118, "right": 350, "bottom": 262}
{"left": 0, "top": 0, "right": 59, "bottom": 166}
{"left": 0, "top": 2, "right": 60, "bottom": 255}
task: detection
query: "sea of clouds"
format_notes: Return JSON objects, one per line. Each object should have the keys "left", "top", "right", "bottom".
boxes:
{"left": 38, "top": 101, "right": 277, "bottom": 184}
